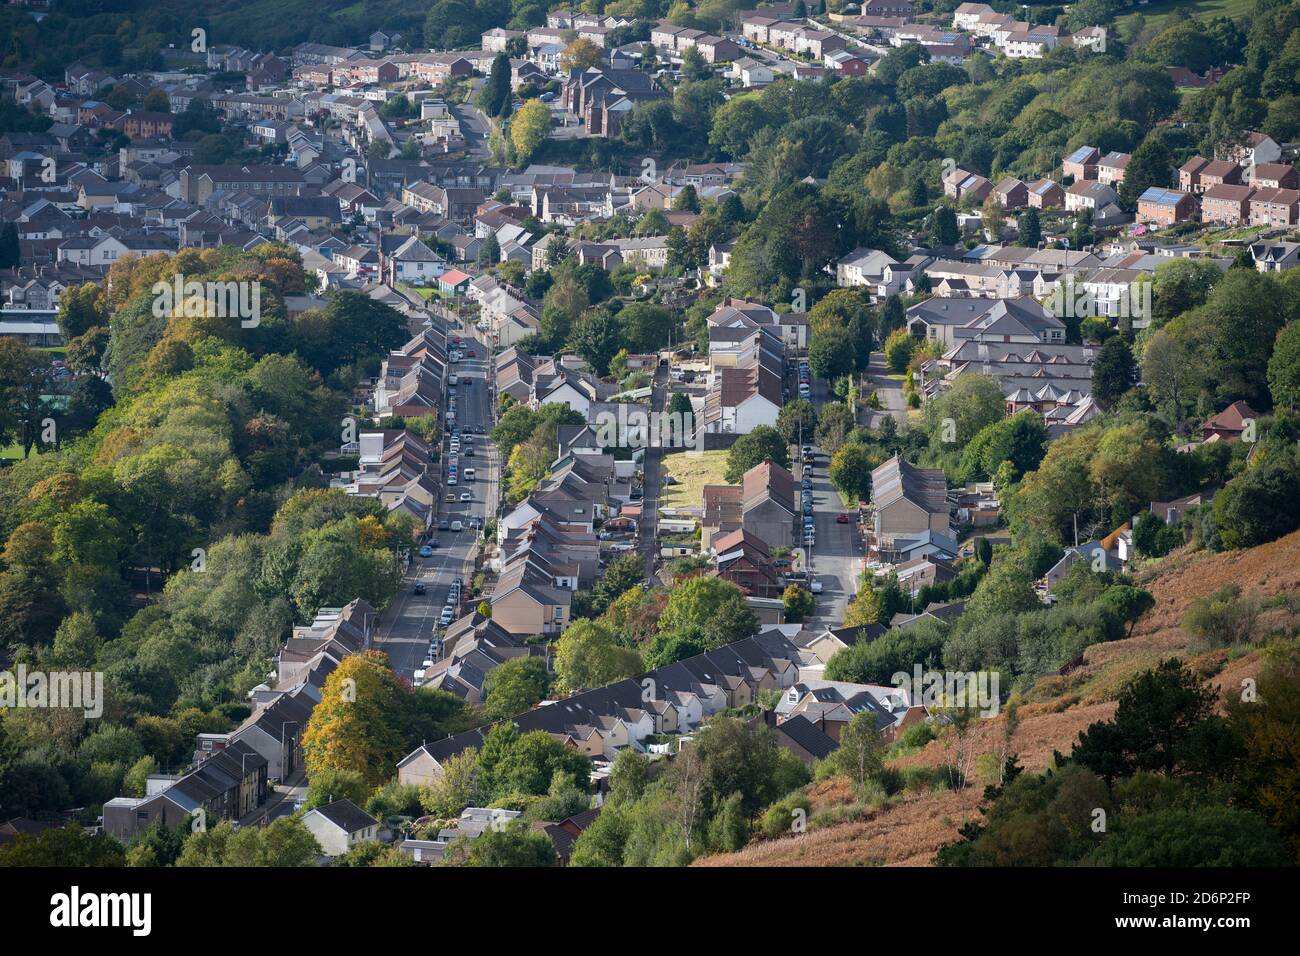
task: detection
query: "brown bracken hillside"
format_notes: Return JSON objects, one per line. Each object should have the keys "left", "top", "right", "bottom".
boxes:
{"left": 695, "top": 529, "right": 1300, "bottom": 867}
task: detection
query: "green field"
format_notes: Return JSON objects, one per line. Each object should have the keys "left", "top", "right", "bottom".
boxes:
{"left": 1118, "top": 0, "right": 1256, "bottom": 32}
{"left": 661, "top": 449, "right": 729, "bottom": 511}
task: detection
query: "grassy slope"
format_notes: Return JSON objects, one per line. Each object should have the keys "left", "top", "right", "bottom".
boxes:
{"left": 660, "top": 449, "right": 729, "bottom": 512}
{"left": 696, "top": 529, "right": 1300, "bottom": 867}
{"left": 1118, "top": 0, "right": 1256, "bottom": 32}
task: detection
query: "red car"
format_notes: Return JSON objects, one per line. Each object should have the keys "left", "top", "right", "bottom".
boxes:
{"left": 467, "top": 349, "right": 477, "bottom": 357}
{"left": 836, "top": 513, "right": 850, "bottom": 524}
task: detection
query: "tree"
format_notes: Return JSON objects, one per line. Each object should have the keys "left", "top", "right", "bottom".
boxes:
{"left": 476, "top": 232, "right": 500, "bottom": 267}
{"left": 1212, "top": 463, "right": 1300, "bottom": 550}
{"left": 809, "top": 326, "right": 855, "bottom": 381}
{"left": 483, "top": 656, "right": 552, "bottom": 719}
{"left": 1071, "top": 659, "right": 1221, "bottom": 785}
{"left": 659, "top": 577, "right": 759, "bottom": 649}
{"left": 454, "top": 820, "right": 557, "bottom": 866}
{"left": 782, "top": 584, "right": 816, "bottom": 621}
{"left": 958, "top": 411, "right": 1049, "bottom": 483}
{"left": 925, "top": 374, "right": 1004, "bottom": 451}
{"left": 673, "top": 183, "right": 700, "bottom": 212}
{"left": 825, "top": 710, "right": 887, "bottom": 794}
{"left": 829, "top": 442, "right": 875, "bottom": 502}
{"left": 1268, "top": 320, "right": 1300, "bottom": 412}
{"left": 301, "top": 651, "right": 408, "bottom": 789}
{"left": 1017, "top": 208, "right": 1041, "bottom": 247}
{"left": 815, "top": 401, "right": 855, "bottom": 454}
{"left": 560, "top": 38, "right": 603, "bottom": 74}
{"left": 553, "top": 619, "right": 642, "bottom": 694}
{"left": 479, "top": 52, "right": 512, "bottom": 117}
{"left": 616, "top": 302, "right": 675, "bottom": 353}
{"left": 933, "top": 206, "right": 959, "bottom": 245}
{"left": 883, "top": 327, "right": 914, "bottom": 373}
{"left": 776, "top": 399, "right": 818, "bottom": 445}
{"left": 1119, "top": 135, "right": 1174, "bottom": 210}
{"left": 1086, "top": 806, "right": 1288, "bottom": 866}
{"left": 510, "top": 99, "right": 552, "bottom": 166}
{"left": 724, "top": 425, "right": 790, "bottom": 481}
{"left": 1091, "top": 336, "right": 1137, "bottom": 405}
{"left": 567, "top": 310, "right": 622, "bottom": 377}
{"left": 480, "top": 727, "right": 591, "bottom": 798}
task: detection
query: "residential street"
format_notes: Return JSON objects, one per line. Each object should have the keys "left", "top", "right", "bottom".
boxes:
{"left": 373, "top": 332, "right": 498, "bottom": 682}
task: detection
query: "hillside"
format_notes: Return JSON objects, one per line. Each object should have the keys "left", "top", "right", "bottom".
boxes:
{"left": 697, "top": 530, "right": 1300, "bottom": 867}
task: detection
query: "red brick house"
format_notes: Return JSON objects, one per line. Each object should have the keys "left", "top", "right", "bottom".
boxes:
{"left": 1200, "top": 183, "right": 1255, "bottom": 225}
{"left": 1249, "top": 187, "right": 1300, "bottom": 227}
{"left": 118, "top": 111, "right": 175, "bottom": 140}
{"left": 1137, "top": 187, "right": 1196, "bottom": 227}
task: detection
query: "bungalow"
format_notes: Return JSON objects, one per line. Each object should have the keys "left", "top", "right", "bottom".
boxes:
{"left": 438, "top": 269, "right": 473, "bottom": 296}
{"left": 1202, "top": 401, "right": 1259, "bottom": 443}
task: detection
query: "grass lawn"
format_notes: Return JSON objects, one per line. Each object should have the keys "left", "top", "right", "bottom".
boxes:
{"left": 1118, "top": 0, "right": 1255, "bottom": 32}
{"left": 661, "top": 449, "right": 729, "bottom": 511}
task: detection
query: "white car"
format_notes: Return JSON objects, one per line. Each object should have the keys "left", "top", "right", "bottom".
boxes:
{"left": 460, "top": 492, "right": 472, "bottom": 502}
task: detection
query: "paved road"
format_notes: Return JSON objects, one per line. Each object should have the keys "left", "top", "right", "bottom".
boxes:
{"left": 374, "top": 333, "right": 499, "bottom": 682}
{"left": 864, "top": 350, "right": 909, "bottom": 429}
{"left": 798, "top": 362, "right": 862, "bottom": 624}
{"left": 453, "top": 103, "right": 492, "bottom": 159}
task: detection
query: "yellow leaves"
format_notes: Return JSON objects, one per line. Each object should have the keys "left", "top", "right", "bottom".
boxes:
{"left": 301, "top": 651, "right": 407, "bottom": 790}
{"left": 843, "top": 589, "right": 882, "bottom": 628}
{"left": 357, "top": 515, "right": 389, "bottom": 551}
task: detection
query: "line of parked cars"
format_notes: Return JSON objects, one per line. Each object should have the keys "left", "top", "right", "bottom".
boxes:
{"left": 797, "top": 358, "right": 811, "bottom": 400}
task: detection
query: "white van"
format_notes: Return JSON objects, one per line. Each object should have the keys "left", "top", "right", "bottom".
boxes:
{"left": 464, "top": 468, "right": 476, "bottom": 480}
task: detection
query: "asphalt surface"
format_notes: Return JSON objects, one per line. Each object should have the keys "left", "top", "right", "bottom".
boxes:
{"left": 800, "top": 361, "right": 863, "bottom": 624}
{"left": 373, "top": 333, "right": 498, "bottom": 682}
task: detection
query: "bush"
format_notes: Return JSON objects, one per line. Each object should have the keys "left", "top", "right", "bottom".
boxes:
{"left": 758, "top": 792, "right": 813, "bottom": 840}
